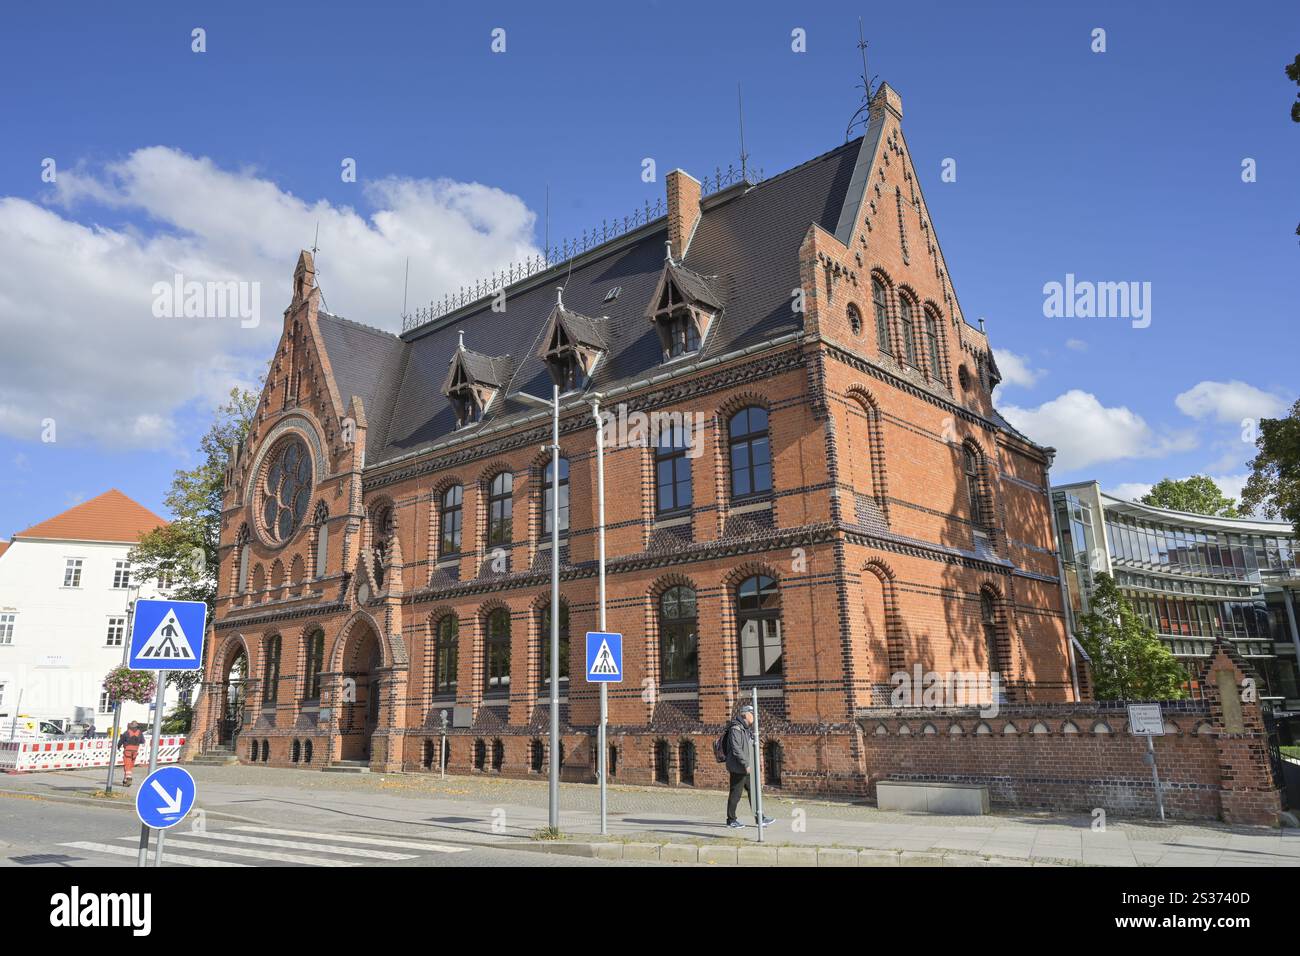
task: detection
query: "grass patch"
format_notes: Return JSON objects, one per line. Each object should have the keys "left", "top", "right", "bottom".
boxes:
{"left": 532, "top": 826, "right": 565, "bottom": 841}
{"left": 90, "top": 789, "right": 127, "bottom": 800}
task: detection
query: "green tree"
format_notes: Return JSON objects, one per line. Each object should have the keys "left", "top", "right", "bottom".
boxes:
{"left": 1140, "top": 475, "right": 1240, "bottom": 517}
{"left": 129, "top": 383, "right": 260, "bottom": 699}
{"left": 1077, "top": 573, "right": 1187, "bottom": 700}
{"left": 1241, "top": 398, "right": 1300, "bottom": 537}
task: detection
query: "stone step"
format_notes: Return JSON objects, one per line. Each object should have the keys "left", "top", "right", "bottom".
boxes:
{"left": 323, "top": 761, "right": 371, "bottom": 774}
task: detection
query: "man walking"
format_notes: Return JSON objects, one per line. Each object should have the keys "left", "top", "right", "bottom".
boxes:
{"left": 117, "top": 721, "right": 145, "bottom": 787}
{"left": 724, "top": 704, "right": 774, "bottom": 829}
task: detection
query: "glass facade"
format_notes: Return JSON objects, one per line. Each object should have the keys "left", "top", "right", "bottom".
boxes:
{"left": 1051, "top": 482, "right": 1300, "bottom": 710}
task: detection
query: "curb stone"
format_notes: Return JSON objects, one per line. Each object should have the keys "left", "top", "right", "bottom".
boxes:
{"left": 818, "top": 848, "right": 858, "bottom": 867}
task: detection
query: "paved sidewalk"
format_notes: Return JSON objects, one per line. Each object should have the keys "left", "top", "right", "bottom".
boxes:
{"left": 3, "top": 764, "right": 1297, "bottom": 866}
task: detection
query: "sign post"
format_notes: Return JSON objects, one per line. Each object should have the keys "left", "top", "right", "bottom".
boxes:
{"left": 1128, "top": 702, "right": 1165, "bottom": 821}
{"left": 585, "top": 630, "right": 622, "bottom": 836}
{"left": 127, "top": 599, "right": 206, "bottom": 866}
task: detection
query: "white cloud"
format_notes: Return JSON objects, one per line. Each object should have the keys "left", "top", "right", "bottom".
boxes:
{"left": 0, "top": 147, "right": 540, "bottom": 449}
{"left": 1000, "top": 389, "right": 1198, "bottom": 473}
{"left": 1106, "top": 482, "right": 1153, "bottom": 502}
{"left": 991, "top": 348, "right": 1044, "bottom": 389}
{"left": 1065, "top": 338, "right": 1087, "bottom": 351}
{"left": 1174, "top": 380, "right": 1288, "bottom": 426}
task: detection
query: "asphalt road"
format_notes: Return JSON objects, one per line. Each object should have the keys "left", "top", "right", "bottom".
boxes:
{"left": 0, "top": 795, "right": 633, "bottom": 868}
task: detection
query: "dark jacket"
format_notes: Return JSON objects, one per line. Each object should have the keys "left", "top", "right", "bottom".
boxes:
{"left": 117, "top": 729, "right": 144, "bottom": 750}
{"left": 725, "top": 718, "right": 753, "bottom": 775}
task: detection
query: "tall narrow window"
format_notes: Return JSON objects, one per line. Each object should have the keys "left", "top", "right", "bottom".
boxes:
{"left": 487, "top": 472, "right": 513, "bottom": 547}
{"left": 659, "top": 586, "right": 699, "bottom": 683}
{"left": 728, "top": 407, "right": 772, "bottom": 500}
{"left": 433, "top": 616, "right": 458, "bottom": 696}
{"left": 924, "top": 313, "right": 942, "bottom": 380}
{"left": 899, "top": 296, "right": 918, "bottom": 366}
{"left": 737, "top": 575, "right": 782, "bottom": 679}
{"left": 655, "top": 424, "right": 693, "bottom": 515}
{"left": 112, "top": 561, "right": 130, "bottom": 589}
{"left": 981, "top": 590, "right": 1000, "bottom": 672}
{"left": 0, "top": 613, "right": 14, "bottom": 645}
{"left": 543, "top": 458, "right": 569, "bottom": 537}
{"left": 847, "top": 303, "right": 863, "bottom": 336}
{"left": 262, "top": 634, "right": 282, "bottom": 705}
{"left": 484, "top": 608, "right": 511, "bottom": 695}
{"left": 314, "top": 507, "right": 329, "bottom": 579}
{"left": 303, "top": 629, "right": 325, "bottom": 701}
{"left": 439, "top": 485, "right": 464, "bottom": 557}
{"left": 106, "top": 616, "right": 126, "bottom": 647}
{"left": 872, "top": 279, "right": 892, "bottom": 356}
{"left": 538, "top": 603, "right": 570, "bottom": 687}
{"left": 965, "top": 446, "right": 986, "bottom": 529}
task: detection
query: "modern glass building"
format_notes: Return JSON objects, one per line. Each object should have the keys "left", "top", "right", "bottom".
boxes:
{"left": 1052, "top": 481, "right": 1300, "bottom": 712}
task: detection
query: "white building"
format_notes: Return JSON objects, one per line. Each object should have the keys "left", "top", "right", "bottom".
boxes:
{"left": 0, "top": 489, "right": 172, "bottom": 734}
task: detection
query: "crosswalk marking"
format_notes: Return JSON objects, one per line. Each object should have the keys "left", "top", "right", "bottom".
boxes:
{"left": 229, "top": 825, "right": 471, "bottom": 854}
{"left": 116, "top": 836, "right": 358, "bottom": 867}
{"left": 175, "top": 830, "right": 416, "bottom": 861}
{"left": 61, "top": 841, "right": 249, "bottom": 867}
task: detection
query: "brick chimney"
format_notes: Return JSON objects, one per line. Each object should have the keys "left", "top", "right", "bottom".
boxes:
{"left": 665, "top": 169, "right": 702, "bottom": 260}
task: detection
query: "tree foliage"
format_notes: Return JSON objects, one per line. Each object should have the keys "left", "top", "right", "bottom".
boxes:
{"left": 128, "top": 383, "right": 260, "bottom": 695}
{"left": 1140, "top": 475, "right": 1239, "bottom": 517}
{"left": 1241, "top": 398, "right": 1300, "bottom": 538}
{"left": 1076, "top": 573, "right": 1187, "bottom": 701}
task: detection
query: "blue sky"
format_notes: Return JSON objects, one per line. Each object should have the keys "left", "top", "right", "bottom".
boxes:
{"left": 0, "top": 0, "right": 1296, "bottom": 535}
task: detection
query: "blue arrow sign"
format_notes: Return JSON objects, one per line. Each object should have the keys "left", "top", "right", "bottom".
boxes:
{"left": 135, "top": 766, "right": 197, "bottom": 830}
{"left": 585, "top": 632, "right": 622, "bottom": 683}
{"left": 129, "top": 599, "right": 206, "bottom": 670}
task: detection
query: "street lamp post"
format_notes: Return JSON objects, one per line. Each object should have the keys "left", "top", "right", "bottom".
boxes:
{"left": 104, "top": 583, "right": 141, "bottom": 795}
{"left": 514, "top": 382, "right": 563, "bottom": 831}
{"left": 590, "top": 394, "right": 608, "bottom": 835}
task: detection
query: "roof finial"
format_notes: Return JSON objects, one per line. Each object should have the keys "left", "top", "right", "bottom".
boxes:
{"left": 556, "top": 286, "right": 564, "bottom": 308}
{"left": 844, "top": 17, "right": 879, "bottom": 141}
{"left": 665, "top": 240, "right": 674, "bottom": 264}
{"left": 737, "top": 81, "right": 749, "bottom": 182}
{"left": 978, "top": 317, "right": 986, "bottom": 334}
{"left": 457, "top": 329, "right": 465, "bottom": 351}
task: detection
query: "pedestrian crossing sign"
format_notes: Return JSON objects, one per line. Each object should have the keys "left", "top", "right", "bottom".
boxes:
{"left": 585, "top": 632, "right": 622, "bottom": 683}
{"left": 129, "top": 599, "right": 207, "bottom": 670}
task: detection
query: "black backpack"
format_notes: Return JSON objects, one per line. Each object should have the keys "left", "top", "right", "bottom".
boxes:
{"left": 713, "top": 720, "right": 736, "bottom": 763}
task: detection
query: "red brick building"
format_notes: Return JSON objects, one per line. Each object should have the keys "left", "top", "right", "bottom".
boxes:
{"left": 188, "top": 84, "right": 1083, "bottom": 794}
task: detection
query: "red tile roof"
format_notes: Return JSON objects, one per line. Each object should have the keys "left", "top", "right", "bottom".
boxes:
{"left": 14, "top": 489, "right": 167, "bottom": 544}
{"left": 0, "top": 541, "right": 9, "bottom": 560}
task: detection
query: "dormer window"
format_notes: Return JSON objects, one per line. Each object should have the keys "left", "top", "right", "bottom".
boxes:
{"left": 648, "top": 257, "right": 722, "bottom": 363}
{"left": 442, "top": 333, "right": 510, "bottom": 429}
{"left": 538, "top": 290, "right": 606, "bottom": 394}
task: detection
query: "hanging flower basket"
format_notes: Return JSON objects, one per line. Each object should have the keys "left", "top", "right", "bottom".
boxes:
{"left": 102, "top": 666, "right": 156, "bottom": 705}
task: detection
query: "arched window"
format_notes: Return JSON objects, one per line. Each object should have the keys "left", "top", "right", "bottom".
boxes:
{"left": 847, "top": 303, "right": 863, "bottom": 336}
{"left": 678, "top": 740, "right": 696, "bottom": 786}
{"left": 433, "top": 615, "right": 458, "bottom": 697}
{"left": 964, "top": 446, "right": 986, "bottom": 529}
{"left": 659, "top": 586, "right": 699, "bottom": 684}
{"left": 872, "top": 278, "right": 892, "bottom": 356}
{"left": 484, "top": 608, "right": 511, "bottom": 696}
{"left": 736, "top": 575, "right": 782, "bottom": 680}
{"left": 981, "top": 590, "right": 1001, "bottom": 672}
{"left": 487, "top": 472, "right": 513, "bottom": 547}
{"left": 262, "top": 634, "right": 282, "bottom": 704}
{"left": 236, "top": 526, "right": 251, "bottom": 593}
{"left": 303, "top": 628, "right": 325, "bottom": 702}
{"left": 439, "top": 485, "right": 464, "bottom": 557}
{"left": 728, "top": 406, "right": 772, "bottom": 501}
{"left": 313, "top": 505, "right": 329, "bottom": 579}
{"left": 654, "top": 423, "right": 693, "bottom": 515}
{"left": 924, "top": 311, "right": 943, "bottom": 380}
{"left": 538, "top": 602, "right": 570, "bottom": 687}
{"left": 899, "top": 295, "right": 918, "bottom": 366}
{"left": 543, "top": 458, "right": 569, "bottom": 536}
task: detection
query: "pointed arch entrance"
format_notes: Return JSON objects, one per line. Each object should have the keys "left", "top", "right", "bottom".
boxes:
{"left": 217, "top": 641, "right": 249, "bottom": 747}
{"left": 338, "top": 621, "right": 384, "bottom": 761}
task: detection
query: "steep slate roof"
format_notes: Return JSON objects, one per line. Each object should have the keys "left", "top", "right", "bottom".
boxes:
{"left": 14, "top": 489, "right": 166, "bottom": 543}
{"left": 317, "top": 137, "right": 862, "bottom": 466}
{"left": 663, "top": 260, "right": 724, "bottom": 310}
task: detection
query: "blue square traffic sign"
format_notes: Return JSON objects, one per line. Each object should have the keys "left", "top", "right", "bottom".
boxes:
{"left": 129, "top": 599, "right": 207, "bottom": 670}
{"left": 585, "top": 631, "right": 622, "bottom": 683}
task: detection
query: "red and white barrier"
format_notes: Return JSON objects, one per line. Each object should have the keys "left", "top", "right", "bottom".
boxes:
{"left": 0, "top": 736, "right": 186, "bottom": 774}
